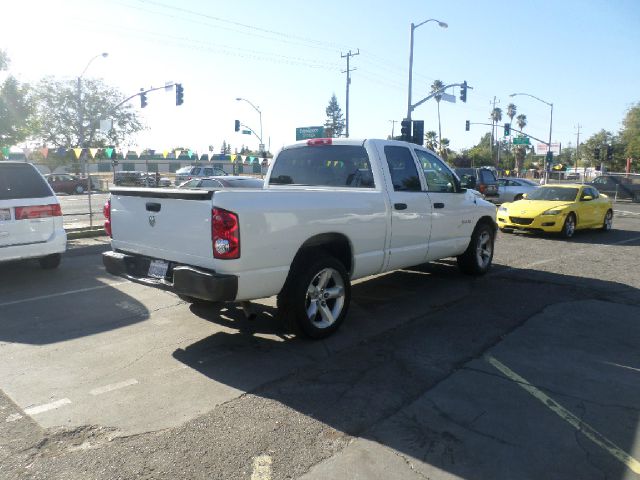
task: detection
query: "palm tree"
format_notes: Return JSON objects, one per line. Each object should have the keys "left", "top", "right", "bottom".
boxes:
{"left": 425, "top": 131, "right": 438, "bottom": 151}
{"left": 515, "top": 114, "right": 528, "bottom": 174}
{"left": 490, "top": 107, "right": 502, "bottom": 165}
{"left": 439, "top": 138, "right": 450, "bottom": 160}
{"left": 506, "top": 103, "right": 517, "bottom": 131}
{"left": 431, "top": 79, "right": 445, "bottom": 149}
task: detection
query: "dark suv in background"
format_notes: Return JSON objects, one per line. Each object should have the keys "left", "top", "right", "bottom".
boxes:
{"left": 454, "top": 167, "right": 499, "bottom": 202}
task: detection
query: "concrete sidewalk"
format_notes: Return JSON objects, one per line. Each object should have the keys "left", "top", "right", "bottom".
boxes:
{"left": 301, "top": 300, "right": 640, "bottom": 480}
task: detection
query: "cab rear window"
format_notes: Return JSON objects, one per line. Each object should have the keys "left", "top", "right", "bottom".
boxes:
{"left": 0, "top": 164, "right": 53, "bottom": 200}
{"left": 270, "top": 145, "right": 374, "bottom": 188}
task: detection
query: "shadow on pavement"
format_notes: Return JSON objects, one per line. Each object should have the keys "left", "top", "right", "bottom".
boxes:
{"left": 173, "top": 263, "right": 640, "bottom": 479}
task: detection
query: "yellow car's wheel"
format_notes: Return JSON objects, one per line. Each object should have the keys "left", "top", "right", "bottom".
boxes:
{"left": 602, "top": 209, "right": 613, "bottom": 232}
{"left": 560, "top": 213, "right": 576, "bottom": 238}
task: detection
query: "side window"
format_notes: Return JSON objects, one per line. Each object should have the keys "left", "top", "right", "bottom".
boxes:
{"left": 384, "top": 146, "right": 421, "bottom": 192}
{"left": 593, "top": 177, "right": 605, "bottom": 185}
{"left": 413, "top": 149, "right": 456, "bottom": 193}
{"left": 480, "top": 169, "right": 496, "bottom": 183}
{"left": 588, "top": 187, "right": 599, "bottom": 198}
{"left": 203, "top": 168, "right": 214, "bottom": 176}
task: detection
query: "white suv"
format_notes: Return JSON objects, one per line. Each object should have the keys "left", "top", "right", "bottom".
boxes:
{"left": 0, "top": 162, "right": 67, "bottom": 269}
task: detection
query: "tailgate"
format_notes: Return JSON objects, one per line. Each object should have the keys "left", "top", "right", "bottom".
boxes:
{"left": 0, "top": 197, "right": 57, "bottom": 248}
{"left": 110, "top": 188, "right": 216, "bottom": 268}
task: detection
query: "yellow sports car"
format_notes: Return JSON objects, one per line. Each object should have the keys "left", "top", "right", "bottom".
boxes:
{"left": 497, "top": 184, "right": 613, "bottom": 238}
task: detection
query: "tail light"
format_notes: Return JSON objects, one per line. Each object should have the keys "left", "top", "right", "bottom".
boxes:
{"left": 307, "top": 138, "right": 332, "bottom": 146}
{"left": 478, "top": 183, "right": 486, "bottom": 194}
{"left": 103, "top": 199, "right": 112, "bottom": 238}
{"left": 212, "top": 208, "right": 240, "bottom": 259}
{"left": 15, "top": 204, "right": 62, "bottom": 220}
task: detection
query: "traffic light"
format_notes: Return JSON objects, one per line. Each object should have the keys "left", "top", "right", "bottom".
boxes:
{"left": 140, "top": 91, "right": 147, "bottom": 108}
{"left": 234, "top": 120, "right": 240, "bottom": 132}
{"left": 594, "top": 147, "right": 601, "bottom": 160}
{"left": 606, "top": 145, "right": 613, "bottom": 161}
{"left": 465, "top": 120, "right": 470, "bottom": 131}
{"left": 412, "top": 120, "right": 424, "bottom": 146}
{"left": 175, "top": 83, "right": 184, "bottom": 106}
{"left": 504, "top": 123, "right": 511, "bottom": 136}
{"left": 459, "top": 81, "right": 467, "bottom": 103}
{"left": 400, "top": 119, "right": 411, "bottom": 142}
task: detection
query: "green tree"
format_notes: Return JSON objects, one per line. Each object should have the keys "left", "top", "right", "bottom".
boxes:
{"left": 515, "top": 114, "right": 528, "bottom": 173}
{"left": 438, "top": 137, "right": 451, "bottom": 160}
{"left": 0, "top": 50, "right": 34, "bottom": 148}
{"left": 324, "top": 93, "right": 345, "bottom": 138}
{"left": 32, "top": 77, "right": 144, "bottom": 148}
{"left": 424, "top": 130, "right": 438, "bottom": 151}
{"left": 430, "top": 79, "right": 445, "bottom": 149}
{"left": 506, "top": 103, "right": 517, "bottom": 129}
{"left": 467, "top": 132, "right": 493, "bottom": 167}
{"left": 620, "top": 103, "right": 640, "bottom": 164}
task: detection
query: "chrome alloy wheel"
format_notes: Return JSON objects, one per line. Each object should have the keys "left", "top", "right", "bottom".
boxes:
{"left": 603, "top": 210, "right": 613, "bottom": 231}
{"left": 564, "top": 214, "right": 576, "bottom": 237}
{"left": 305, "top": 267, "right": 345, "bottom": 329}
{"left": 475, "top": 230, "right": 493, "bottom": 270}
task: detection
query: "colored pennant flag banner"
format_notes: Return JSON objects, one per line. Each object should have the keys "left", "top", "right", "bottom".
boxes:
{"left": 89, "top": 148, "right": 99, "bottom": 159}
{"left": 174, "top": 149, "right": 182, "bottom": 159}
{"left": 73, "top": 148, "right": 83, "bottom": 159}
{"left": 1, "top": 147, "right": 10, "bottom": 158}
{"left": 105, "top": 147, "right": 114, "bottom": 159}
{"left": 162, "top": 150, "right": 169, "bottom": 159}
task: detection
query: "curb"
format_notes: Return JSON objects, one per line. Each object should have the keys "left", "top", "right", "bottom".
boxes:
{"left": 66, "top": 227, "right": 106, "bottom": 239}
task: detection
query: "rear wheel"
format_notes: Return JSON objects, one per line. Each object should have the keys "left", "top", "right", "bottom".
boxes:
{"left": 561, "top": 213, "right": 576, "bottom": 238}
{"left": 602, "top": 209, "right": 613, "bottom": 232}
{"left": 39, "top": 253, "right": 61, "bottom": 269}
{"left": 277, "top": 253, "right": 351, "bottom": 339}
{"left": 457, "top": 223, "right": 495, "bottom": 275}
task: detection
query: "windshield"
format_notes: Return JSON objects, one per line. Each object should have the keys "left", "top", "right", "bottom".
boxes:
{"left": 526, "top": 187, "right": 578, "bottom": 202}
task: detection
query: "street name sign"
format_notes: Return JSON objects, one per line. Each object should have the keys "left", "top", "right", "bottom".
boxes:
{"left": 296, "top": 126, "right": 325, "bottom": 141}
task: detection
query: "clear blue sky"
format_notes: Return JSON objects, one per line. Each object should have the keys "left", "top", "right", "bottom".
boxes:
{"left": 2, "top": 0, "right": 639, "bottom": 155}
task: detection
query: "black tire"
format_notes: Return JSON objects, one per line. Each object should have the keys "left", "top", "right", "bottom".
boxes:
{"left": 601, "top": 209, "right": 613, "bottom": 232}
{"left": 277, "top": 253, "right": 351, "bottom": 339}
{"left": 560, "top": 213, "right": 576, "bottom": 238}
{"left": 74, "top": 184, "right": 85, "bottom": 194}
{"left": 39, "top": 253, "right": 61, "bottom": 269}
{"left": 457, "top": 223, "right": 495, "bottom": 276}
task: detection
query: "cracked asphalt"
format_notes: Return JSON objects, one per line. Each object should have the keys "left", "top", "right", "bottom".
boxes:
{"left": 1, "top": 203, "right": 639, "bottom": 479}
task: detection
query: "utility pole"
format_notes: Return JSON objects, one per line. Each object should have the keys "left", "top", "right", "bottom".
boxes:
{"left": 389, "top": 119, "right": 397, "bottom": 139}
{"left": 575, "top": 123, "right": 582, "bottom": 175}
{"left": 341, "top": 49, "right": 359, "bottom": 138}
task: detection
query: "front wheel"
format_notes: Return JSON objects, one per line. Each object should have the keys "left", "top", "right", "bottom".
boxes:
{"left": 457, "top": 223, "right": 495, "bottom": 275}
{"left": 601, "top": 209, "right": 613, "bottom": 232}
{"left": 560, "top": 213, "right": 576, "bottom": 238}
{"left": 277, "top": 253, "right": 351, "bottom": 339}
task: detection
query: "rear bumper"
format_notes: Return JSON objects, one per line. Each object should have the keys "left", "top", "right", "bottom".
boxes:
{"left": 102, "top": 250, "right": 238, "bottom": 302}
{"left": 0, "top": 228, "right": 67, "bottom": 263}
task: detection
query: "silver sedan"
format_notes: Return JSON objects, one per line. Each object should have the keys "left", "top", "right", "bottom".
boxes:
{"left": 496, "top": 178, "right": 539, "bottom": 203}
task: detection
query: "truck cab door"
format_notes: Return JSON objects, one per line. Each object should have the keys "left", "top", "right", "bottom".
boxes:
{"left": 378, "top": 144, "right": 432, "bottom": 271}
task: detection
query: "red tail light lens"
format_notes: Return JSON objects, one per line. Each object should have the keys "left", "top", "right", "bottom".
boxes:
{"left": 307, "top": 138, "right": 332, "bottom": 146}
{"left": 212, "top": 208, "right": 240, "bottom": 259}
{"left": 478, "top": 184, "right": 486, "bottom": 194}
{"left": 15, "top": 204, "right": 62, "bottom": 220}
{"left": 103, "top": 199, "right": 112, "bottom": 238}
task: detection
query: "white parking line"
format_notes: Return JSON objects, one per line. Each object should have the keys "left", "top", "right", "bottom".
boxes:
{"left": 6, "top": 413, "right": 23, "bottom": 422}
{"left": 0, "top": 281, "right": 130, "bottom": 308}
{"left": 90, "top": 378, "right": 139, "bottom": 396}
{"left": 251, "top": 455, "right": 273, "bottom": 480}
{"left": 614, "top": 209, "right": 640, "bottom": 216}
{"left": 24, "top": 398, "right": 72, "bottom": 415}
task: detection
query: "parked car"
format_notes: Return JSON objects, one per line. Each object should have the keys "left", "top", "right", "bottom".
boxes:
{"left": 178, "top": 176, "right": 264, "bottom": 189}
{"left": 497, "top": 184, "right": 613, "bottom": 238}
{"left": 103, "top": 138, "right": 497, "bottom": 339}
{"left": 496, "top": 177, "right": 539, "bottom": 203}
{"left": 44, "top": 173, "right": 94, "bottom": 194}
{"left": 114, "top": 171, "right": 161, "bottom": 187}
{"left": 0, "top": 162, "right": 66, "bottom": 268}
{"left": 587, "top": 174, "right": 640, "bottom": 202}
{"left": 175, "top": 166, "right": 228, "bottom": 186}
{"left": 454, "top": 167, "right": 499, "bottom": 202}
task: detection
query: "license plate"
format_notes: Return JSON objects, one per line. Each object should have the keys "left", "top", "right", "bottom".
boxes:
{"left": 0, "top": 209, "right": 10, "bottom": 221}
{"left": 148, "top": 259, "right": 169, "bottom": 278}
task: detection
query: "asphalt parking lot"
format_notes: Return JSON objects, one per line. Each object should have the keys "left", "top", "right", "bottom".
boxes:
{"left": 1, "top": 203, "right": 639, "bottom": 479}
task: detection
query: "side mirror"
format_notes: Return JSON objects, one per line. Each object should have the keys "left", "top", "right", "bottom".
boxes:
{"left": 582, "top": 195, "right": 593, "bottom": 201}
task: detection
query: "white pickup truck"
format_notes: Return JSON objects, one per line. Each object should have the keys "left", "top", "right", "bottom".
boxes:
{"left": 103, "top": 138, "right": 497, "bottom": 338}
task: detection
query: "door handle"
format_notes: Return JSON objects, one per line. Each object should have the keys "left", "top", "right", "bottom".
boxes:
{"left": 434, "top": 202, "right": 445, "bottom": 209}
{"left": 146, "top": 202, "right": 161, "bottom": 212}
{"left": 394, "top": 203, "right": 407, "bottom": 210}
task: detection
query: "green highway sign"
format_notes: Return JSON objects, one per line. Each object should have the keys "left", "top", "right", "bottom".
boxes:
{"left": 513, "top": 136, "right": 530, "bottom": 145}
{"left": 241, "top": 130, "right": 251, "bottom": 135}
{"left": 296, "top": 126, "right": 325, "bottom": 141}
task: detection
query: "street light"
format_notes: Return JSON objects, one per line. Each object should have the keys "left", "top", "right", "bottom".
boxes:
{"left": 235, "top": 97, "right": 263, "bottom": 153}
{"left": 509, "top": 92, "right": 553, "bottom": 182}
{"left": 77, "top": 52, "right": 108, "bottom": 227}
{"left": 407, "top": 19, "right": 447, "bottom": 121}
